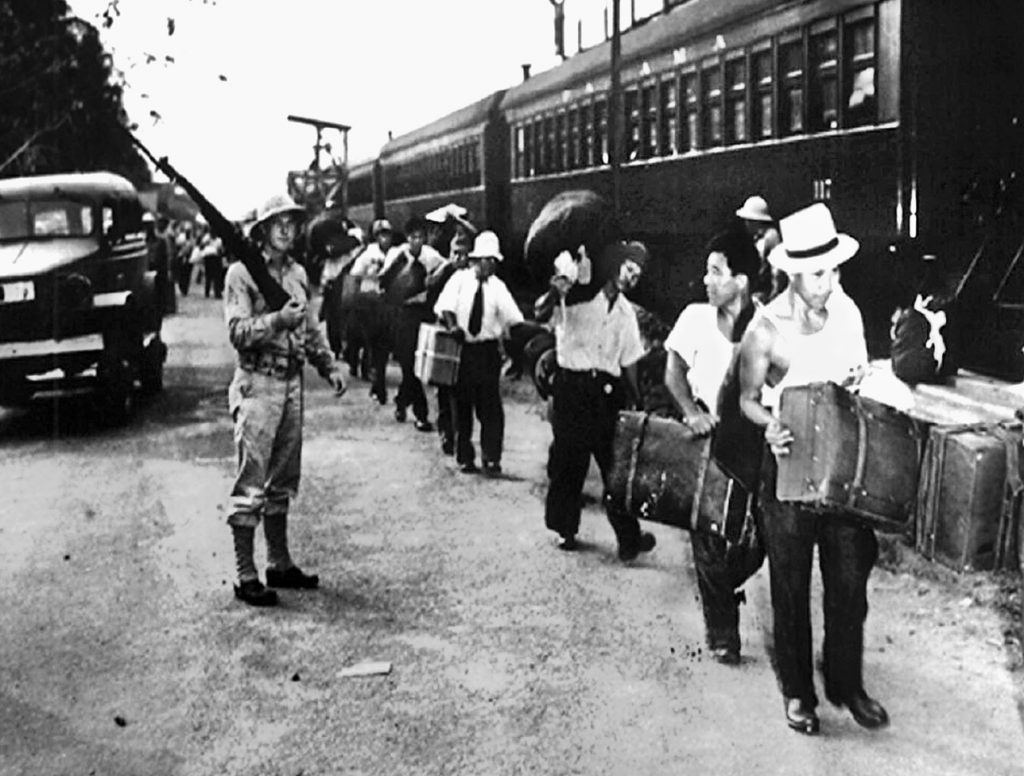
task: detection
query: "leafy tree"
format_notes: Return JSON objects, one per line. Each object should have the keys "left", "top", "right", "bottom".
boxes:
{"left": 0, "top": 0, "right": 150, "bottom": 186}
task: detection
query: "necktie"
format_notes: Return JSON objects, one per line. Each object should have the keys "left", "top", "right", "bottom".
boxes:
{"left": 468, "top": 281, "right": 484, "bottom": 336}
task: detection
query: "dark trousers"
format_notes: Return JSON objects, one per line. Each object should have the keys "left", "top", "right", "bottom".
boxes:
{"left": 544, "top": 369, "right": 643, "bottom": 549}
{"left": 692, "top": 531, "right": 741, "bottom": 650}
{"left": 758, "top": 455, "right": 878, "bottom": 707}
{"left": 203, "top": 256, "right": 224, "bottom": 298}
{"left": 392, "top": 307, "right": 428, "bottom": 421}
{"left": 352, "top": 298, "right": 390, "bottom": 400}
{"left": 454, "top": 341, "right": 504, "bottom": 466}
{"left": 437, "top": 385, "right": 455, "bottom": 446}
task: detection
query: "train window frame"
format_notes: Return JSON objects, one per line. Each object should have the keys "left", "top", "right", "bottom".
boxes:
{"left": 567, "top": 106, "right": 580, "bottom": 171}
{"left": 555, "top": 110, "right": 567, "bottom": 173}
{"left": 578, "top": 99, "right": 593, "bottom": 169}
{"left": 751, "top": 40, "right": 775, "bottom": 141}
{"left": 725, "top": 52, "right": 749, "bottom": 146}
{"left": 642, "top": 79, "right": 659, "bottom": 158}
{"left": 809, "top": 19, "right": 839, "bottom": 133}
{"left": 701, "top": 58, "right": 724, "bottom": 148}
{"left": 681, "top": 67, "right": 699, "bottom": 153}
{"left": 659, "top": 72, "right": 679, "bottom": 157}
{"left": 594, "top": 97, "right": 609, "bottom": 166}
{"left": 624, "top": 85, "right": 641, "bottom": 162}
{"left": 778, "top": 30, "right": 806, "bottom": 138}
{"left": 543, "top": 113, "right": 555, "bottom": 175}
{"left": 842, "top": 7, "right": 877, "bottom": 129}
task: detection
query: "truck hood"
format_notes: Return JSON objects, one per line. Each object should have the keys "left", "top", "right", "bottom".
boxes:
{"left": 0, "top": 238, "right": 99, "bottom": 280}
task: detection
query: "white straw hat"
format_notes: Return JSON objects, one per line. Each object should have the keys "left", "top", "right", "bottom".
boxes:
{"left": 767, "top": 203, "right": 859, "bottom": 275}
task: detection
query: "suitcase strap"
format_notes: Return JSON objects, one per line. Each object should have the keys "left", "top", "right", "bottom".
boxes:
{"left": 624, "top": 413, "right": 651, "bottom": 517}
{"left": 849, "top": 399, "right": 871, "bottom": 509}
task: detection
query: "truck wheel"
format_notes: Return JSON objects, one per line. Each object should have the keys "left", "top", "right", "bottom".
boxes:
{"left": 139, "top": 337, "right": 167, "bottom": 396}
{"left": 95, "top": 355, "right": 134, "bottom": 426}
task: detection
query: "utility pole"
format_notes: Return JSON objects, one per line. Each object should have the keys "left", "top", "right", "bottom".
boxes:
{"left": 286, "top": 114, "right": 351, "bottom": 212}
{"left": 609, "top": 0, "right": 623, "bottom": 217}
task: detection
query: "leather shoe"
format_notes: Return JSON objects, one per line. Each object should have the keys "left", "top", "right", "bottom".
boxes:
{"left": 839, "top": 691, "right": 889, "bottom": 730}
{"left": 557, "top": 535, "right": 578, "bottom": 551}
{"left": 234, "top": 579, "right": 278, "bottom": 607}
{"left": 414, "top": 419, "right": 434, "bottom": 432}
{"left": 441, "top": 436, "right": 455, "bottom": 456}
{"left": 459, "top": 461, "right": 479, "bottom": 474}
{"left": 618, "top": 530, "right": 656, "bottom": 561}
{"left": 266, "top": 565, "right": 320, "bottom": 590}
{"left": 784, "top": 698, "right": 820, "bottom": 735}
{"left": 711, "top": 645, "right": 740, "bottom": 665}
{"left": 481, "top": 461, "right": 502, "bottom": 477}
{"left": 394, "top": 405, "right": 407, "bottom": 422}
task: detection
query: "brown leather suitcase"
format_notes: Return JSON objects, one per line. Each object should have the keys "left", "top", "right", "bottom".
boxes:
{"left": 915, "top": 423, "right": 1024, "bottom": 572}
{"left": 606, "top": 411, "right": 711, "bottom": 530}
{"left": 776, "top": 382, "right": 930, "bottom": 533}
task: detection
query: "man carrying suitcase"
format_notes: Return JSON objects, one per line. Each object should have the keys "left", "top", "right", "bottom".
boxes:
{"left": 736, "top": 203, "right": 886, "bottom": 735}
{"left": 663, "top": 229, "right": 764, "bottom": 665}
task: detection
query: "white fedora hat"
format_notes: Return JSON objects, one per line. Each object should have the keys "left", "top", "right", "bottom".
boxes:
{"left": 735, "top": 195, "right": 773, "bottom": 223}
{"left": 767, "top": 203, "right": 859, "bottom": 275}
{"left": 468, "top": 230, "right": 503, "bottom": 261}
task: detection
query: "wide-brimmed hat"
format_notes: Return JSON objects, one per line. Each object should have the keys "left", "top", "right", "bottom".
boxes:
{"left": 253, "top": 193, "right": 305, "bottom": 228}
{"left": 735, "top": 195, "right": 774, "bottom": 223}
{"left": 767, "top": 203, "right": 859, "bottom": 275}
{"left": 468, "top": 230, "right": 503, "bottom": 261}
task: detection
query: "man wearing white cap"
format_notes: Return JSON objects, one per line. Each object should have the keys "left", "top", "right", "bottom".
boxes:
{"left": 349, "top": 218, "right": 394, "bottom": 405}
{"left": 736, "top": 203, "right": 885, "bottom": 735}
{"left": 736, "top": 195, "right": 783, "bottom": 299}
{"left": 435, "top": 231, "right": 523, "bottom": 475}
{"left": 224, "top": 193, "right": 346, "bottom": 608}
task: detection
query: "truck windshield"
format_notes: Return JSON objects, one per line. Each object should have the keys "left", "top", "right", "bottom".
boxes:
{"left": 0, "top": 199, "right": 95, "bottom": 240}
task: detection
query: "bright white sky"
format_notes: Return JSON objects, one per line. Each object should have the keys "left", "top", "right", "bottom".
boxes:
{"left": 69, "top": 0, "right": 587, "bottom": 219}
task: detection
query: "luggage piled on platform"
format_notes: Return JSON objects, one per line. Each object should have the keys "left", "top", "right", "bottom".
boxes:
{"left": 413, "top": 323, "right": 461, "bottom": 387}
{"left": 915, "top": 422, "right": 1023, "bottom": 572}
{"left": 607, "top": 381, "right": 1024, "bottom": 574}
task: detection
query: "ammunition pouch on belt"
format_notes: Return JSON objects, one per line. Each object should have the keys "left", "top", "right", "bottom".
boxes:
{"left": 239, "top": 351, "right": 303, "bottom": 380}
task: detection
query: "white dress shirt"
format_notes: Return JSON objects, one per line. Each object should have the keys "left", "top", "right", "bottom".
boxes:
{"left": 434, "top": 267, "right": 524, "bottom": 343}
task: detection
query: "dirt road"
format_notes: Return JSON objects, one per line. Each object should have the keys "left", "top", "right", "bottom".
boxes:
{"left": 0, "top": 295, "right": 1021, "bottom": 775}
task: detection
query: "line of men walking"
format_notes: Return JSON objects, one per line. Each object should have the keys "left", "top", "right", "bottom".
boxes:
{"left": 218, "top": 189, "right": 889, "bottom": 738}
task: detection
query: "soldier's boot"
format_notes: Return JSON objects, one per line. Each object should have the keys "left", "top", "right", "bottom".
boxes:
{"left": 232, "top": 525, "right": 277, "bottom": 607}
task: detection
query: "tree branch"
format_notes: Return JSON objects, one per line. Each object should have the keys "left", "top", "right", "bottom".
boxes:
{"left": 0, "top": 114, "right": 70, "bottom": 175}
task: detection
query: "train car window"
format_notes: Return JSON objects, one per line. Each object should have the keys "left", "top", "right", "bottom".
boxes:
{"left": 809, "top": 25, "right": 839, "bottom": 132}
{"left": 844, "top": 14, "right": 877, "bottom": 128}
{"left": 524, "top": 122, "right": 535, "bottom": 177}
{"left": 579, "top": 102, "right": 592, "bottom": 168}
{"left": 594, "top": 98, "right": 609, "bottom": 165}
{"left": 726, "top": 55, "right": 748, "bottom": 145}
{"left": 701, "top": 60, "right": 723, "bottom": 147}
{"left": 682, "top": 70, "right": 698, "bottom": 152}
{"left": 779, "top": 35, "right": 805, "bottom": 136}
{"left": 624, "top": 87, "right": 641, "bottom": 161}
{"left": 554, "top": 111, "right": 566, "bottom": 173}
{"left": 752, "top": 45, "right": 774, "bottom": 140}
{"left": 543, "top": 114, "right": 555, "bottom": 174}
{"left": 567, "top": 108, "right": 579, "bottom": 170}
{"left": 659, "top": 75, "right": 679, "bottom": 156}
{"left": 643, "top": 83, "right": 658, "bottom": 157}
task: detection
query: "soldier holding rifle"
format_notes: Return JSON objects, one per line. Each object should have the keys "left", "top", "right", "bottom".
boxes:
{"left": 736, "top": 203, "right": 886, "bottom": 734}
{"left": 224, "top": 194, "right": 347, "bottom": 607}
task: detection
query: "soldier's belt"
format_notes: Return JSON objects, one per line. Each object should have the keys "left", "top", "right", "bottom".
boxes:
{"left": 239, "top": 351, "right": 303, "bottom": 380}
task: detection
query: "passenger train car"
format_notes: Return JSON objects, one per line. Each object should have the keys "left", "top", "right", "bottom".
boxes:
{"left": 345, "top": 0, "right": 1024, "bottom": 359}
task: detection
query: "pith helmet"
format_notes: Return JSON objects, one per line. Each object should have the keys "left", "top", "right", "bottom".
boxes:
{"left": 253, "top": 193, "right": 305, "bottom": 229}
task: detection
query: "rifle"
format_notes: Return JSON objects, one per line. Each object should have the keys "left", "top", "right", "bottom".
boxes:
{"left": 123, "top": 126, "right": 292, "bottom": 311}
